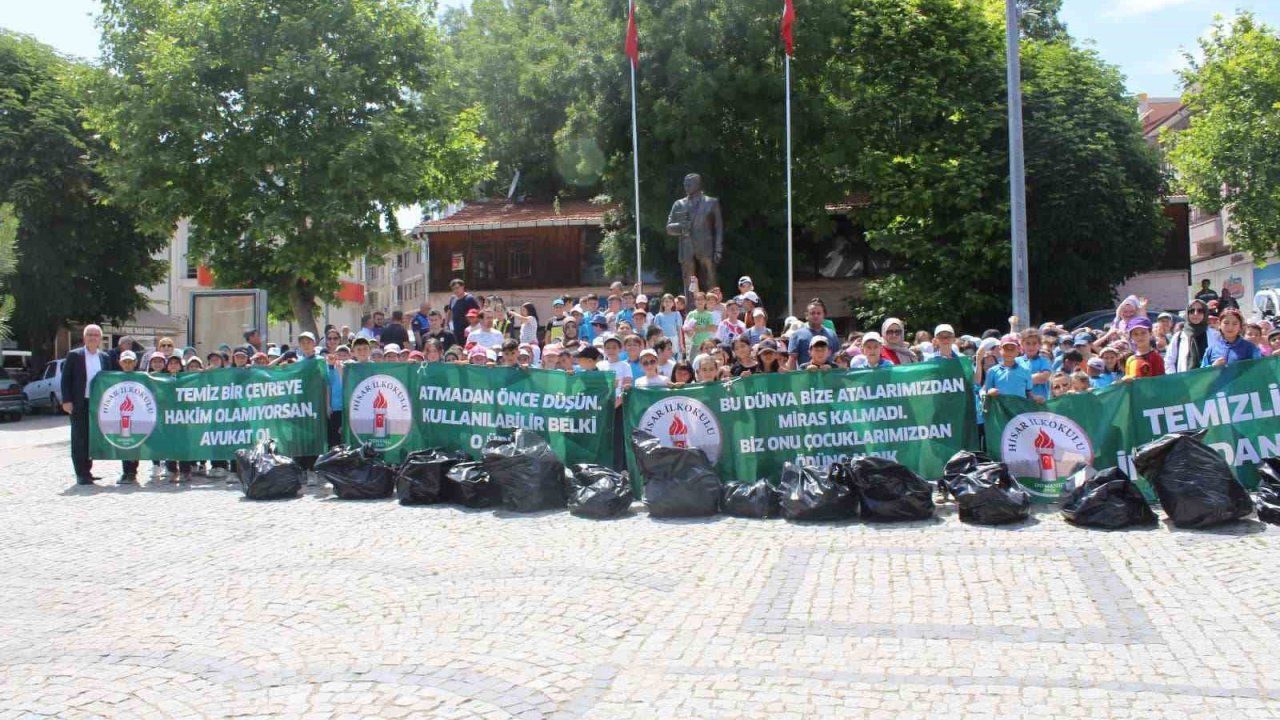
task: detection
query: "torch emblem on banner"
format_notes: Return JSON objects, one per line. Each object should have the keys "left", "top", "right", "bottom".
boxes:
{"left": 669, "top": 414, "right": 689, "bottom": 448}
{"left": 1034, "top": 429, "right": 1056, "bottom": 483}
{"left": 373, "top": 391, "right": 388, "bottom": 439}
{"left": 119, "top": 395, "right": 135, "bottom": 438}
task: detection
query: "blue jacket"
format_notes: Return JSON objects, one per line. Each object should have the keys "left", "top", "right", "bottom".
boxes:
{"left": 1201, "top": 336, "right": 1262, "bottom": 367}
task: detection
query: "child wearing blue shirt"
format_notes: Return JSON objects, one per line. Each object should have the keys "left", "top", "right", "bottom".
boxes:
{"left": 983, "top": 335, "right": 1036, "bottom": 402}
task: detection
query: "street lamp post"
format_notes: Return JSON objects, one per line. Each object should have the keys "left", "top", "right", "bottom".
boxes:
{"left": 1005, "top": 0, "right": 1031, "bottom": 324}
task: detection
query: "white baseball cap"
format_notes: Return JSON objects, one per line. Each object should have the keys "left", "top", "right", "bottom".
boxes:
{"left": 862, "top": 332, "right": 884, "bottom": 345}
{"left": 738, "top": 276, "right": 753, "bottom": 286}
{"left": 934, "top": 324, "right": 955, "bottom": 337}
{"left": 635, "top": 294, "right": 648, "bottom": 305}
{"left": 119, "top": 350, "right": 137, "bottom": 362}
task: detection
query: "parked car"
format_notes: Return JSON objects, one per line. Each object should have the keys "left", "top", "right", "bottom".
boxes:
{"left": 1061, "top": 309, "right": 1165, "bottom": 333}
{"left": 23, "top": 359, "right": 64, "bottom": 414}
{"left": 0, "top": 368, "right": 26, "bottom": 421}
{"left": 1, "top": 350, "right": 33, "bottom": 387}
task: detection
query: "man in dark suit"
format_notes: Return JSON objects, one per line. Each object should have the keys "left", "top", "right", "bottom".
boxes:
{"left": 62, "top": 324, "right": 115, "bottom": 485}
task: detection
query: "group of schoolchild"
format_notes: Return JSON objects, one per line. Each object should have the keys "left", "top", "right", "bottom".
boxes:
{"left": 110, "top": 275, "right": 1274, "bottom": 484}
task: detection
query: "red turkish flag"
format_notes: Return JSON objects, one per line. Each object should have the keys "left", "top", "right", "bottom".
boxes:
{"left": 625, "top": 0, "right": 639, "bottom": 68}
{"left": 781, "top": 0, "right": 795, "bottom": 57}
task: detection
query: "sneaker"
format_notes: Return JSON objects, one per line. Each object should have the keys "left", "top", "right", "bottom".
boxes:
{"left": 179, "top": 471, "right": 192, "bottom": 483}
{"left": 306, "top": 471, "right": 318, "bottom": 487}
{"left": 118, "top": 475, "right": 137, "bottom": 486}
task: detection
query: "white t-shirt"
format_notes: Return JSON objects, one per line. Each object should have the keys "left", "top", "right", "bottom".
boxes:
{"left": 635, "top": 374, "right": 671, "bottom": 388}
{"left": 715, "top": 319, "right": 746, "bottom": 345}
{"left": 466, "top": 328, "right": 505, "bottom": 349}
{"left": 84, "top": 351, "right": 101, "bottom": 398}
{"left": 599, "top": 358, "right": 633, "bottom": 397}
{"left": 659, "top": 359, "right": 676, "bottom": 377}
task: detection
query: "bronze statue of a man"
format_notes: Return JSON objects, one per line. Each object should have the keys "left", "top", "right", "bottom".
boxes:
{"left": 665, "top": 173, "right": 723, "bottom": 290}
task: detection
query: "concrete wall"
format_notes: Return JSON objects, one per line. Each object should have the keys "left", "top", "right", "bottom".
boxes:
{"left": 1114, "top": 269, "right": 1189, "bottom": 314}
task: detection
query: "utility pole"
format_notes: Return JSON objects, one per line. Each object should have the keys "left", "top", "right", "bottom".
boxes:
{"left": 1005, "top": 0, "right": 1030, "bottom": 324}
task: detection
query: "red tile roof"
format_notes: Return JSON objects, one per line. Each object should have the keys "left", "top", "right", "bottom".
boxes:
{"left": 413, "top": 199, "right": 613, "bottom": 233}
{"left": 1141, "top": 100, "right": 1185, "bottom": 137}
{"left": 824, "top": 193, "right": 872, "bottom": 213}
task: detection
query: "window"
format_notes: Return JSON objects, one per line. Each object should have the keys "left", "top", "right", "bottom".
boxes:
{"left": 509, "top": 239, "right": 533, "bottom": 279}
{"left": 186, "top": 257, "right": 198, "bottom": 280}
{"left": 473, "top": 242, "right": 496, "bottom": 288}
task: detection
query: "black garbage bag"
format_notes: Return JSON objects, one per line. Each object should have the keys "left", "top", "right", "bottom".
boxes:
{"left": 567, "top": 463, "right": 633, "bottom": 519}
{"left": 1060, "top": 466, "right": 1158, "bottom": 529}
{"left": 482, "top": 430, "right": 567, "bottom": 512}
{"left": 778, "top": 463, "right": 858, "bottom": 522}
{"left": 849, "top": 456, "right": 935, "bottom": 522}
{"left": 1256, "top": 459, "right": 1280, "bottom": 526}
{"left": 442, "top": 461, "right": 500, "bottom": 508}
{"left": 314, "top": 443, "right": 395, "bottom": 499}
{"left": 235, "top": 440, "right": 304, "bottom": 500}
{"left": 395, "top": 449, "right": 468, "bottom": 506}
{"left": 1133, "top": 430, "right": 1253, "bottom": 529}
{"left": 721, "top": 479, "right": 781, "bottom": 519}
{"left": 948, "top": 461, "right": 1032, "bottom": 525}
{"left": 941, "top": 450, "right": 995, "bottom": 492}
{"left": 632, "top": 431, "right": 721, "bottom": 517}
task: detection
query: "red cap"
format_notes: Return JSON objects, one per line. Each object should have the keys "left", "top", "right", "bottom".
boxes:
{"left": 466, "top": 308, "right": 479, "bottom": 318}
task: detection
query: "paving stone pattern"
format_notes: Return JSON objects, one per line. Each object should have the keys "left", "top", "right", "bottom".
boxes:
{"left": 3, "top": 437, "right": 1280, "bottom": 718}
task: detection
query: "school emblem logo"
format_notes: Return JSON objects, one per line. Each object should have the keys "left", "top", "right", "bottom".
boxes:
{"left": 96, "top": 381, "right": 158, "bottom": 450}
{"left": 637, "top": 397, "right": 723, "bottom": 464}
{"left": 348, "top": 375, "right": 413, "bottom": 451}
{"left": 999, "top": 411, "right": 1094, "bottom": 499}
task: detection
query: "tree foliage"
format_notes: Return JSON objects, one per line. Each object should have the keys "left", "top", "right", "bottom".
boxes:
{"left": 441, "top": 0, "right": 1166, "bottom": 327}
{"left": 0, "top": 203, "right": 16, "bottom": 343}
{"left": 0, "top": 31, "right": 166, "bottom": 357}
{"left": 86, "top": 0, "right": 492, "bottom": 331}
{"left": 1168, "top": 13, "right": 1280, "bottom": 261}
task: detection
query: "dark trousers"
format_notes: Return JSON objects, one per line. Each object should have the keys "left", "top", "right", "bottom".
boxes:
{"left": 328, "top": 411, "right": 345, "bottom": 447}
{"left": 166, "top": 460, "right": 195, "bottom": 474}
{"left": 122, "top": 460, "right": 139, "bottom": 477}
{"left": 71, "top": 404, "right": 92, "bottom": 478}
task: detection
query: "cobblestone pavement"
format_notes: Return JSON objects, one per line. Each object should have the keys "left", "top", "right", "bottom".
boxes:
{"left": 4, "top": 425, "right": 1280, "bottom": 719}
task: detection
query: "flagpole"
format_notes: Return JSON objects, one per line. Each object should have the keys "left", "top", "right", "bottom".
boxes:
{"left": 784, "top": 53, "right": 794, "bottom": 319}
{"left": 630, "top": 59, "right": 643, "bottom": 288}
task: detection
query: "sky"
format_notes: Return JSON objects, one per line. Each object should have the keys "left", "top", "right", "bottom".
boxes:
{"left": 3, "top": 0, "right": 1278, "bottom": 98}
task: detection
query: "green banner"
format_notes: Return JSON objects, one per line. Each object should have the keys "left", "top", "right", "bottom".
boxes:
{"left": 985, "top": 356, "right": 1280, "bottom": 501}
{"left": 623, "top": 359, "right": 979, "bottom": 490}
{"left": 89, "top": 360, "right": 329, "bottom": 461}
{"left": 342, "top": 362, "right": 615, "bottom": 465}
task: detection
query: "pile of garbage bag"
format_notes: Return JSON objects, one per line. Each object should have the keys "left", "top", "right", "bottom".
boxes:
{"left": 1059, "top": 466, "right": 1157, "bottom": 529}
{"left": 942, "top": 451, "right": 1031, "bottom": 525}
{"left": 778, "top": 463, "right": 858, "bottom": 521}
{"left": 721, "top": 479, "right": 780, "bottom": 519}
{"left": 1134, "top": 430, "right": 1253, "bottom": 529}
{"left": 1256, "top": 458, "right": 1280, "bottom": 526}
{"left": 566, "top": 464, "right": 633, "bottom": 519}
{"left": 395, "top": 449, "right": 467, "bottom": 506}
{"left": 632, "top": 431, "right": 721, "bottom": 517}
{"left": 443, "top": 461, "right": 500, "bottom": 508}
{"left": 235, "top": 440, "right": 304, "bottom": 500}
{"left": 483, "top": 430, "right": 568, "bottom": 512}
{"left": 315, "top": 443, "right": 395, "bottom": 499}
{"left": 848, "top": 456, "right": 935, "bottom": 522}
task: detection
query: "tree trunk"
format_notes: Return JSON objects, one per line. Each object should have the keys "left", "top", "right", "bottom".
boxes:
{"left": 289, "top": 283, "right": 319, "bottom": 338}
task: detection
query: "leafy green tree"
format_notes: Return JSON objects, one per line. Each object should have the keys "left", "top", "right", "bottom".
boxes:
{"left": 445, "top": 0, "right": 1165, "bottom": 328}
{"left": 1019, "top": 40, "right": 1166, "bottom": 322}
{"left": 86, "top": 0, "right": 491, "bottom": 331}
{"left": 0, "top": 31, "right": 166, "bottom": 357}
{"left": 1168, "top": 13, "right": 1280, "bottom": 261}
{"left": 0, "top": 204, "right": 16, "bottom": 343}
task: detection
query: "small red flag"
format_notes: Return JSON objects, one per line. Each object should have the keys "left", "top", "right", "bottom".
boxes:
{"left": 625, "top": 0, "right": 640, "bottom": 68}
{"left": 781, "top": 0, "right": 795, "bottom": 57}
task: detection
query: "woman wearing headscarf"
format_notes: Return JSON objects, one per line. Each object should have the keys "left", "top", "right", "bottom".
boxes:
{"left": 879, "top": 317, "right": 918, "bottom": 365}
{"left": 1164, "top": 300, "right": 1211, "bottom": 373}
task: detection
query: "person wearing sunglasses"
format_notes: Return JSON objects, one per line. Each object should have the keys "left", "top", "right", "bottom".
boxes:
{"left": 634, "top": 349, "right": 670, "bottom": 388}
{"left": 1164, "top": 299, "right": 1211, "bottom": 373}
